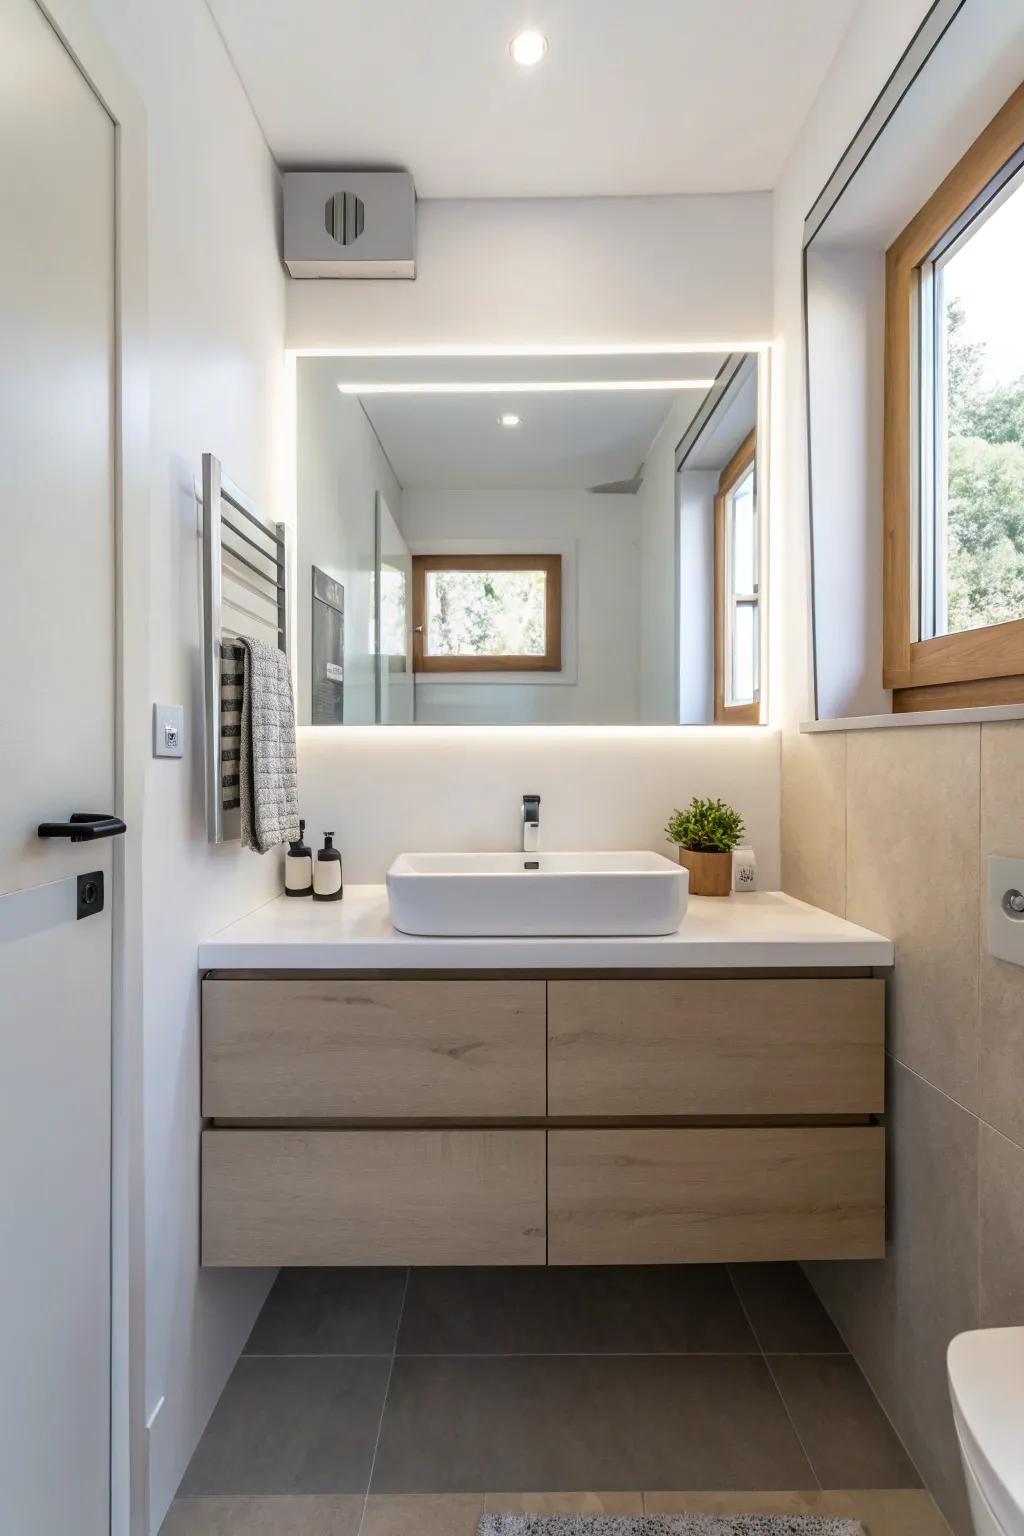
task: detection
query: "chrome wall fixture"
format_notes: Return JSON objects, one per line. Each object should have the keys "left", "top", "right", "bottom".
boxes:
{"left": 201, "top": 452, "right": 289, "bottom": 844}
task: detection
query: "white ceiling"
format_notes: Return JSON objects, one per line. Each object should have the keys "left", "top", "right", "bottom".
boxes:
{"left": 299, "top": 353, "right": 734, "bottom": 488}
{"left": 208, "top": 0, "right": 861, "bottom": 198}
{"left": 363, "top": 389, "right": 691, "bottom": 491}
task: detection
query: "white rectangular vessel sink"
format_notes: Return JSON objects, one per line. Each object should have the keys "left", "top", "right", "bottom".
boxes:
{"left": 387, "top": 851, "right": 687, "bottom": 937}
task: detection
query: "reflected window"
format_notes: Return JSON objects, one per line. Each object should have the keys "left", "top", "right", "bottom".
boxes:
{"left": 714, "top": 433, "right": 760, "bottom": 722}
{"left": 412, "top": 554, "right": 562, "bottom": 672}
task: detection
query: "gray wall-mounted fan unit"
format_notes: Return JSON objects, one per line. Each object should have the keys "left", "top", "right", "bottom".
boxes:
{"left": 284, "top": 170, "right": 415, "bottom": 279}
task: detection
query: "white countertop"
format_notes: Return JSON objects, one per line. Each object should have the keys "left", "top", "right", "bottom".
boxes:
{"left": 198, "top": 886, "right": 893, "bottom": 970}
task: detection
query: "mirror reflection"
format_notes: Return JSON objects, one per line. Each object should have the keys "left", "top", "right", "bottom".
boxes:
{"left": 296, "top": 351, "right": 764, "bottom": 725}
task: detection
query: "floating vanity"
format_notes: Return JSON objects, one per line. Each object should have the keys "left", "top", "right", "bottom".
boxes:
{"left": 198, "top": 887, "right": 892, "bottom": 1270}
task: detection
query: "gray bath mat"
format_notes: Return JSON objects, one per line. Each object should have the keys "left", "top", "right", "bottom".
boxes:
{"left": 479, "top": 1519, "right": 865, "bottom": 1536}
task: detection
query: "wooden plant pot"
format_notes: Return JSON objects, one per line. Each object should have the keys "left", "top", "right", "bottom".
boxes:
{"left": 677, "top": 847, "right": 733, "bottom": 897}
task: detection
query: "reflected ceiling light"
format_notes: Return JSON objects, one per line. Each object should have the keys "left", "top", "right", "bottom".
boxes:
{"left": 499, "top": 413, "right": 522, "bottom": 427}
{"left": 303, "top": 343, "right": 769, "bottom": 357}
{"left": 510, "top": 30, "right": 547, "bottom": 65}
{"left": 338, "top": 379, "right": 715, "bottom": 395}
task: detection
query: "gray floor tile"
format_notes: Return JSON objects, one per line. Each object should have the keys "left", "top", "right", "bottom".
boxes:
{"left": 397, "top": 1266, "right": 757, "bottom": 1355}
{"left": 244, "top": 1268, "right": 408, "bottom": 1356}
{"left": 179, "top": 1357, "right": 391, "bottom": 1495}
{"left": 370, "top": 1354, "right": 814, "bottom": 1493}
{"left": 728, "top": 1264, "right": 847, "bottom": 1353}
{"left": 768, "top": 1355, "right": 922, "bottom": 1489}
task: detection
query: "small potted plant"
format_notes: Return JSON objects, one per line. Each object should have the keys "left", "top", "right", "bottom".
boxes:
{"left": 665, "top": 796, "right": 745, "bottom": 897}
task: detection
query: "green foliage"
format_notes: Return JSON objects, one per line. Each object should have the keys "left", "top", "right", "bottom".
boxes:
{"left": 947, "top": 435, "right": 1024, "bottom": 630}
{"left": 946, "top": 297, "right": 984, "bottom": 435}
{"left": 665, "top": 796, "right": 745, "bottom": 853}
{"left": 429, "top": 569, "right": 546, "bottom": 657}
{"left": 945, "top": 298, "right": 1024, "bottom": 631}
{"left": 962, "top": 377, "right": 1024, "bottom": 447}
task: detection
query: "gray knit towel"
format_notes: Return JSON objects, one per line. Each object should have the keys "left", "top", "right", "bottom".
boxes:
{"left": 237, "top": 636, "right": 300, "bottom": 853}
{"left": 478, "top": 1520, "right": 865, "bottom": 1536}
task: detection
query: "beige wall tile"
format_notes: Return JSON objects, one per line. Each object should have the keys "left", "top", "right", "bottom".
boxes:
{"left": 781, "top": 730, "right": 847, "bottom": 916}
{"left": 807, "top": 1063, "right": 978, "bottom": 1536}
{"left": 643, "top": 1490, "right": 949, "bottom": 1533}
{"left": 159, "top": 1496, "right": 363, "bottom": 1536}
{"left": 485, "top": 1494, "right": 642, "bottom": 1515}
{"left": 979, "top": 1123, "right": 1024, "bottom": 1328}
{"left": 846, "top": 726, "right": 980, "bottom": 1109}
{"left": 979, "top": 722, "right": 1024, "bottom": 1145}
{"left": 363, "top": 1495, "right": 483, "bottom": 1536}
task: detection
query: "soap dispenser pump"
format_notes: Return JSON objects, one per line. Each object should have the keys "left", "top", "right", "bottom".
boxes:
{"left": 285, "top": 818, "right": 313, "bottom": 897}
{"left": 313, "top": 832, "right": 343, "bottom": 902}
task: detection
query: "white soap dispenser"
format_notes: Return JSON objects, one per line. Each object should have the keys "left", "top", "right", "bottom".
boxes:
{"left": 313, "top": 831, "right": 344, "bottom": 902}
{"left": 285, "top": 819, "right": 313, "bottom": 897}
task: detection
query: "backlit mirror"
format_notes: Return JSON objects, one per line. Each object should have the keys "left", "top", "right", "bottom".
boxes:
{"left": 295, "top": 350, "right": 767, "bottom": 724}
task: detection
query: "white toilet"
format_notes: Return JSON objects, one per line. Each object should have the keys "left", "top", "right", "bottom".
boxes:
{"left": 948, "top": 1328, "right": 1024, "bottom": 1536}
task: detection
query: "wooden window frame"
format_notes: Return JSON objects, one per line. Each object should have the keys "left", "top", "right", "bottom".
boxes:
{"left": 411, "top": 553, "right": 563, "bottom": 673}
{"left": 884, "top": 82, "right": 1024, "bottom": 711}
{"left": 714, "top": 430, "right": 761, "bottom": 724}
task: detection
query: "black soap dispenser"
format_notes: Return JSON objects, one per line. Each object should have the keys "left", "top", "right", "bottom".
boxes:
{"left": 313, "top": 831, "right": 344, "bottom": 902}
{"left": 285, "top": 819, "right": 313, "bottom": 897}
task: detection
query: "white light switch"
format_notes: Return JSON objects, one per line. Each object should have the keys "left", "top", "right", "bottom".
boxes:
{"left": 153, "top": 703, "right": 184, "bottom": 759}
{"left": 987, "top": 855, "right": 1024, "bottom": 967}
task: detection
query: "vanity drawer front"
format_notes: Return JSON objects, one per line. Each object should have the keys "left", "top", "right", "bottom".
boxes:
{"left": 548, "top": 1126, "right": 885, "bottom": 1264}
{"left": 202, "top": 979, "right": 546, "bottom": 1119}
{"left": 202, "top": 1128, "right": 546, "bottom": 1266}
{"left": 547, "top": 979, "right": 884, "bottom": 1116}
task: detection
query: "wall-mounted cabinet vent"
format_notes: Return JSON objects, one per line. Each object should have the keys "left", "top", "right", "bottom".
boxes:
{"left": 284, "top": 170, "right": 415, "bottom": 279}
{"left": 325, "top": 191, "right": 365, "bottom": 247}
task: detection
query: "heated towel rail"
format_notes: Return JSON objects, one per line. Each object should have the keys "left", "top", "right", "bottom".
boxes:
{"left": 201, "top": 453, "right": 289, "bottom": 845}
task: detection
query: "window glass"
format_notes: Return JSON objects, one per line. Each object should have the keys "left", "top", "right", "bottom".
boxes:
{"left": 731, "top": 469, "right": 757, "bottom": 595}
{"left": 424, "top": 567, "right": 547, "bottom": 657}
{"left": 731, "top": 599, "right": 757, "bottom": 705}
{"left": 933, "top": 171, "right": 1024, "bottom": 636}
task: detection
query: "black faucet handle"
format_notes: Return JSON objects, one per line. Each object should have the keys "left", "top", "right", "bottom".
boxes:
{"left": 522, "top": 793, "right": 540, "bottom": 821}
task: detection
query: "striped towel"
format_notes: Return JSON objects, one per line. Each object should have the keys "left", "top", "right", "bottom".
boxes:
{"left": 230, "top": 637, "right": 300, "bottom": 853}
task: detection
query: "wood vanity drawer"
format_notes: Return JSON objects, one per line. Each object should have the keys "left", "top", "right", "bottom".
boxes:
{"left": 547, "top": 1126, "right": 885, "bottom": 1264}
{"left": 202, "top": 1128, "right": 546, "bottom": 1266}
{"left": 202, "top": 979, "right": 546, "bottom": 1119}
{"left": 547, "top": 979, "right": 884, "bottom": 1116}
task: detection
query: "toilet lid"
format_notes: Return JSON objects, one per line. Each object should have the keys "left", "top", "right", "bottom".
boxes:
{"left": 948, "top": 1329, "right": 1024, "bottom": 1536}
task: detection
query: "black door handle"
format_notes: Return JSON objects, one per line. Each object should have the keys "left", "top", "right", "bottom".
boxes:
{"left": 38, "top": 812, "right": 127, "bottom": 842}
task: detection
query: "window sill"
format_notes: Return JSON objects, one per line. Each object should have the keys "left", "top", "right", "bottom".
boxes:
{"left": 801, "top": 703, "right": 1024, "bottom": 733}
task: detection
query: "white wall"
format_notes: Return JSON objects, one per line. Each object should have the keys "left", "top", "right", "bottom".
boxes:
{"left": 399, "top": 489, "right": 640, "bottom": 723}
{"left": 287, "top": 194, "right": 773, "bottom": 350}
{"left": 298, "top": 725, "right": 781, "bottom": 886}
{"left": 296, "top": 360, "right": 402, "bottom": 725}
{"left": 82, "top": 0, "right": 287, "bottom": 1528}
{"left": 805, "top": 244, "right": 887, "bottom": 719}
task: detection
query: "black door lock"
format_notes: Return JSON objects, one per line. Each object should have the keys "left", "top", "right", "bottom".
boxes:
{"left": 77, "top": 871, "right": 104, "bottom": 920}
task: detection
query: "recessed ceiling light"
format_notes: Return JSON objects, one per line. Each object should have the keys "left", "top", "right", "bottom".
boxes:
{"left": 499, "top": 413, "right": 522, "bottom": 428}
{"left": 510, "top": 30, "right": 547, "bottom": 66}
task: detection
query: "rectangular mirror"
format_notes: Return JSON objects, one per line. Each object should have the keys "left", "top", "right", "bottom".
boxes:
{"left": 295, "top": 349, "right": 767, "bottom": 724}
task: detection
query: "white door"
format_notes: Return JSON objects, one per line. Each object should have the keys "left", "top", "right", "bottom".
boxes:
{"left": 0, "top": 0, "right": 118, "bottom": 1532}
